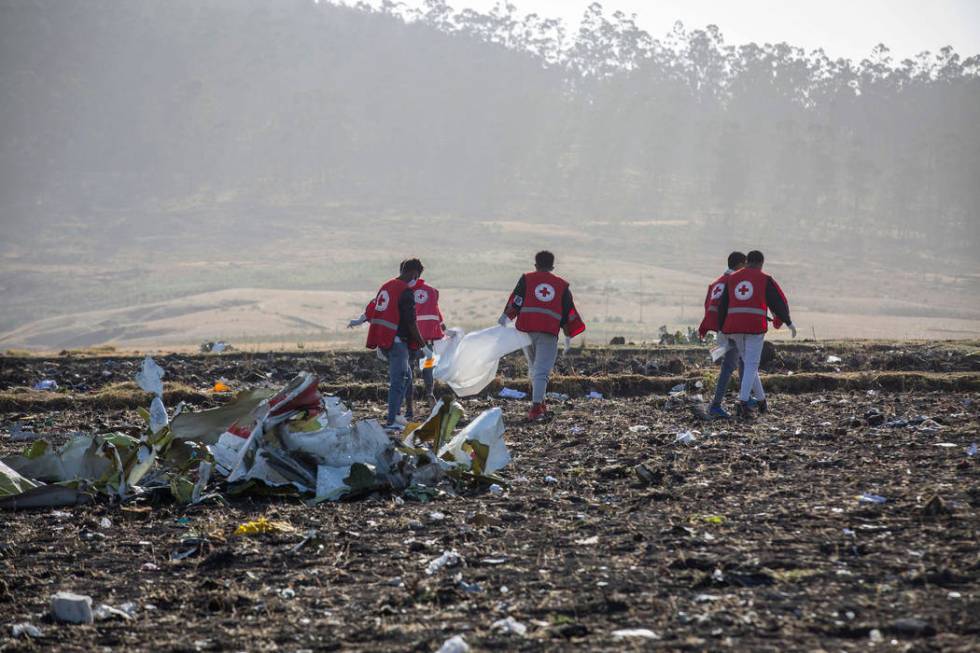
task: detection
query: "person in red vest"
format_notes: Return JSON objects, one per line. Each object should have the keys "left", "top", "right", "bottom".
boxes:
{"left": 406, "top": 274, "right": 446, "bottom": 411}
{"left": 698, "top": 251, "right": 746, "bottom": 419}
{"left": 499, "top": 251, "right": 586, "bottom": 422}
{"left": 717, "top": 250, "right": 796, "bottom": 419}
{"left": 348, "top": 259, "right": 431, "bottom": 431}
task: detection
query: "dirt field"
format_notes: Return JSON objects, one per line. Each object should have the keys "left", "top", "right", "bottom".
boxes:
{"left": 1, "top": 342, "right": 978, "bottom": 652}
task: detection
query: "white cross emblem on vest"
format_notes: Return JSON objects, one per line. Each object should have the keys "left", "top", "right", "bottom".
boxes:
{"left": 710, "top": 282, "right": 725, "bottom": 300}
{"left": 375, "top": 289, "right": 390, "bottom": 312}
{"left": 414, "top": 289, "right": 429, "bottom": 305}
{"left": 734, "top": 280, "right": 754, "bottom": 301}
{"left": 534, "top": 283, "right": 556, "bottom": 303}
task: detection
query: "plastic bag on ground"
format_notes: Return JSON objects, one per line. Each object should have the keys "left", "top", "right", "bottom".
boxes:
{"left": 433, "top": 326, "right": 532, "bottom": 397}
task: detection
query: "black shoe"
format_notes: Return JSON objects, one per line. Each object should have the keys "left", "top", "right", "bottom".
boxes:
{"left": 757, "top": 399, "right": 769, "bottom": 414}
{"left": 736, "top": 401, "right": 755, "bottom": 420}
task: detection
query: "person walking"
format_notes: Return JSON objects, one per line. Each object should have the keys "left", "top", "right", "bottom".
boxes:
{"left": 349, "top": 259, "right": 431, "bottom": 431}
{"left": 717, "top": 250, "right": 796, "bottom": 419}
{"left": 499, "top": 251, "right": 586, "bottom": 421}
{"left": 406, "top": 274, "right": 446, "bottom": 412}
{"left": 698, "top": 251, "right": 746, "bottom": 419}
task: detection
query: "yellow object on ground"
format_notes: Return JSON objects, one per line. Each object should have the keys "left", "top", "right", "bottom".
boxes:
{"left": 213, "top": 381, "right": 232, "bottom": 392}
{"left": 234, "top": 516, "right": 294, "bottom": 536}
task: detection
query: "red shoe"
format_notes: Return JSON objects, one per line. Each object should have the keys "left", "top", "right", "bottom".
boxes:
{"left": 527, "top": 402, "right": 548, "bottom": 422}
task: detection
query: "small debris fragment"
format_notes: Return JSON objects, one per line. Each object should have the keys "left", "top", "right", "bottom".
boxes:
{"left": 612, "top": 628, "right": 658, "bottom": 640}
{"left": 11, "top": 623, "right": 42, "bottom": 638}
{"left": 426, "top": 550, "right": 463, "bottom": 575}
{"left": 857, "top": 493, "right": 887, "bottom": 504}
{"left": 436, "top": 635, "right": 469, "bottom": 653}
{"left": 492, "top": 616, "right": 528, "bottom": 636}
{"left": 50, "top": 591, "right": 94, "bottom": 624}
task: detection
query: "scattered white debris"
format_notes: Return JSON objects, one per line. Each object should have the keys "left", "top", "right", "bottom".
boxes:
{"left": 11, "top": 623, "right": 42, "bottom": 638}
{"left": 50, "top": 591, "right": 94, "bottom": 624}
{"left": 612, "top": 628, "right": 659, "bottom": 640}
{"left": 675, "top": 430, "right": 698, "bottom": 445}
{"left": 492, "top": 616, "right": 528, "bottom": 636}
{"left": 488, "top": 483, "right": 504, "bottom": 496}
{"left": 575, "top": 535, "right": 599, "bottom": 546}
{"left": 426, "top": 550, "right": 463, "bottom": 575}
{"left": 436, "top": 635, "right": 469, "bottom": 653}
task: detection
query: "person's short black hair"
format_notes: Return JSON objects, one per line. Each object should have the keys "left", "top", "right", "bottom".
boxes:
{"left": 534, "top": 250, "right": 555, "bottom": 270}
{"left": 400, "top": 258, "right": 424, "bottom": 275}
{"left": 747, "top": 250, "right": 764, "bottom": 265}
{"left": 727, "top": 251, "right": 746, "bottom": 269}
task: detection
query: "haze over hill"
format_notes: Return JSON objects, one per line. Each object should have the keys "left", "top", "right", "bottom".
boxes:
{"left": 1, "top": 0, "right": 978, "bottom": 349}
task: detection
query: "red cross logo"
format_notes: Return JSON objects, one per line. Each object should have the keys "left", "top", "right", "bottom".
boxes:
{"left": 534, "top": 283, "right": 556, "bottom": 303}
{"left": 734, "top": 281, "right": 754, "bottom": 301}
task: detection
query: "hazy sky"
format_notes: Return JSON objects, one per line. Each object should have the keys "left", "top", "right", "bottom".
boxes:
{"left": 366, "top": 0, "right": 980, "bottom": 62}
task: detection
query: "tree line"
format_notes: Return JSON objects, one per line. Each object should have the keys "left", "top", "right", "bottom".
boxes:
{"left": 1, "top": 0, "right": 977, "bottom": 255}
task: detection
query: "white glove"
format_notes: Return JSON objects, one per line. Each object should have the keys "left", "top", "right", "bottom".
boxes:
{"left": 497, "top": 313, "right": 509, "bottom": 327}
{"left": 562, "top": 336, "right": 572, "bottom": 354}
{"left": 788, "top": 323, "right": 798, "bottom": 338}
{"left": 421, "top": 346, "right": 434, "bottom": 360}
{"left": 347, "top": 314, "right": 367, "bottom": 329}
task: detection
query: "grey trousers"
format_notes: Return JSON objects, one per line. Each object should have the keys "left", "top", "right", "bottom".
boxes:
{"left": 523, "top": 331, "right": 559, "bottom": 403}
{"left": 728, "top": 333, "right": 766, "bottom": 402}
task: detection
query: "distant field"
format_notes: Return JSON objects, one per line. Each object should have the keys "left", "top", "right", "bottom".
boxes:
{"left": 1, "top": 212, "right": 978, "bottom": 351}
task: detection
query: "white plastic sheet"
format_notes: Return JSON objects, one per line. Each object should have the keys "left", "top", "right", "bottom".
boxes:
{"left": 433, "top": 326, "right": 531, "bottom": 397}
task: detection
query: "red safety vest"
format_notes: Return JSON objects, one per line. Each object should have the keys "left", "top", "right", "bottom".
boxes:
{"left": 722, "top": 267, "right": 771, "bottom": 335}
{"left": 509, "top": 271, "right": 586, "bottom": 337}
{"left": 412, "top": 279, "right": 445, "bottom": 342}
{"left": 697, "top": 273, "right": 729, "bottom": 337}
{"left": 365, "top": 278, "right": 409, "bottom": 350}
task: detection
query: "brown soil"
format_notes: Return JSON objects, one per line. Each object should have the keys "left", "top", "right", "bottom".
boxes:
{"left": 1, "top": 344, "right": 978, "bottom": 652}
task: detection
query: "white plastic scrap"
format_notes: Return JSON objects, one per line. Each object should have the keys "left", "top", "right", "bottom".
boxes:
{"left": 426, "top": 550, "right": 463, "bottom": 575}
{"left": 675, "top": 430, "right": 698, "bottom": 444}
{"left": 11, "top": 623, "right": 42, "bottom": 638}
{"left": 50, "top": 591, "right": 94, "bottom": 624}
{"left": 135, "top": 356, "right": 165, "bottom": 397}
{"left": 436, "top": 635, "right": 470, "bottom": 653}
{"left": 612, "top": 628, "right": 659, "bottom": 641}
{"left": 628, "top": 425, "right": 649, "bottom": 433}
{"left": 826, "top": 355, "right": 842, "bottom": 364}
{"left": 492, "top": 616, "right": 528, "bottom": 636}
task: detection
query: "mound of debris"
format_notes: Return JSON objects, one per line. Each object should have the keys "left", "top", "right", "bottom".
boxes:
{"left": 1, "top": 357, "right": 511, "bottom": 509}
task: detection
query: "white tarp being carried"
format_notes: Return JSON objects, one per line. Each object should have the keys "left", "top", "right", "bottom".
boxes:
{"left": 433, "top": 326, "right": 531, "bottom": 397}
